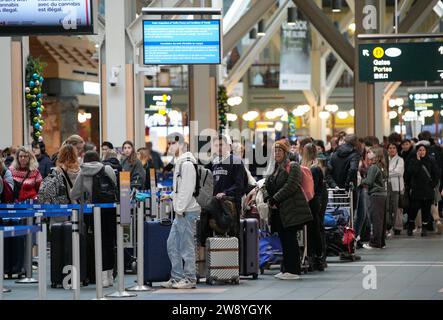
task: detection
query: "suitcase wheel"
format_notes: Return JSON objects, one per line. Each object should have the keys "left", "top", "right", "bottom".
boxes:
{"left": 206, "top": 279, "right": 216, "bottom": 286}
{"left": 232, "top": 278, "right": 240, "bottom": 285}
{"left": 252, "top": 273, "right": 258, "bottom": 280}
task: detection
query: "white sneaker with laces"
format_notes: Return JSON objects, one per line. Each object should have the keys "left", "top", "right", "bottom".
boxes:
{"left": 172, "top": 279, "right": 197, "bottom": 289}
{"left": 274, "top": 272, "right": 283, "bottom": 279}
{"left": 160, "top": 279, "right": 178, "bottom": 289}
{"left": 277, "top": 273, "right": 300, "bottom": 280}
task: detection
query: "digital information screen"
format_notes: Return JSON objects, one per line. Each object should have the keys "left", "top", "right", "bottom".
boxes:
{"left": 143, "top": 20, "right": 221, "bottom": 65}
{"left": 359, "top": 42, "right": 443, "bottom": 82}
{"left": 0, "top": 0, "right": 94, "bottom": 36}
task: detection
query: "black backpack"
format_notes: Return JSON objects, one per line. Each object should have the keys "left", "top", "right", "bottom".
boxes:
{"left": 92, "top": 167, "right": 118, "bottom": 204}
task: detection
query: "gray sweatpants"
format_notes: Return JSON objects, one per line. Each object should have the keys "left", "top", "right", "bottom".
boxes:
{"left": 387, "top": 190, "right": 403, "bottom": 231}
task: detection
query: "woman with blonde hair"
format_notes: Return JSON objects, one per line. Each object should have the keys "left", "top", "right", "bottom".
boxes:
{"left": 9, "top": 147, "right": 42, "bottom": 202}
{"left": 361, "top": 147, "right": 388, "bottom": 249}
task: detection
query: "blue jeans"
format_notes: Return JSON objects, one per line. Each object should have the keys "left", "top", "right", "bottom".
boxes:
{"left": 167, "top": 211, "right": 200, "bottom": 282}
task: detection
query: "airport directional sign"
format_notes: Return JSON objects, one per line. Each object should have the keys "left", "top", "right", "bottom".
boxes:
{"left": 359, "top": 42, "right": 443, "bottom": 82}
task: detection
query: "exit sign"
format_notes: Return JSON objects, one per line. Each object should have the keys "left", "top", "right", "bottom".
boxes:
{"left": 359, "top": 42, "right": 443, "bottom": 82}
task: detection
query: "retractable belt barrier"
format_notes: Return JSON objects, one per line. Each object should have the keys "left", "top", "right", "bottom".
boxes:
{"left": 0, "top": 225, "right": 41, "bottom": 300}
{"left": 0, "top": 203, "right": 119, "bottom": 300}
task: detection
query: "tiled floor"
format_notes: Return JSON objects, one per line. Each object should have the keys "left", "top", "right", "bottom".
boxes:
{"left": 2, "top": 233, "right": 443, "bottom": 300}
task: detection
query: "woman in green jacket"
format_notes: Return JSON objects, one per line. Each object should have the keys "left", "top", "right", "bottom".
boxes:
{"left": 362, "top": 147, "right": 388, "bottom": 249}
{"left": 264, "top": 139, "right": 312, "bottom": 280}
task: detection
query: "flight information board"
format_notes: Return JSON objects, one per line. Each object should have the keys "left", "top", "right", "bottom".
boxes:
{"left": 359, "top": 42, "right": 443, "bottom": 82}
{"left": 0, "top": 0, "right": 95, "bottom": 36}
{"left": 143, "top": 20, "right": 221, "bottom": 65}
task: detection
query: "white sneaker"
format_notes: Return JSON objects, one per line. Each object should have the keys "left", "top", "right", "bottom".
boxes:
{"left": 277, "top": 273, "right": 300, "bottom": 280}
{"left": 102, "top": 271, "right": 111, "bottom": 288}
{"left": 160, "top": 279, "right": 178, "bottom": 289}
{"left": 386, "top": 232, "right": 392, "bottom": 238}
{"left": 172, "top": 279, "right": 197, "bottom": 289}
{"left": 362, "top": 244, "right": 373, "bottom": 250}
{"left": 107, "top": 270, "right": 114, "bottom": 286}
{"left": 436, "top": 221, "right": 443, "bottom": 235}
{"left": 274, "top": 272, "right": 284, "bottom": 279}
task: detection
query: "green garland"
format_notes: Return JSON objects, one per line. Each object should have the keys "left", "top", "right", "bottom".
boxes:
{"left": 25, "top": 57, "right": 46, "bottom": 143}
{"left": 288, "top": 111, "right": 297, "bottom": 139}
{"left": 217, "top": 85, "right": 229, "bottom": 133}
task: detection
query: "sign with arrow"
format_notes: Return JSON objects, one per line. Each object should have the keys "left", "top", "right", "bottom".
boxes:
{"left": 359, "top": 42, "right": 443, "bottom": 82}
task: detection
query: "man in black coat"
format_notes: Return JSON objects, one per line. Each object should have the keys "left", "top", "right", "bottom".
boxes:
{"left": 326, "top": 134, "right": 361, "bottom": 190}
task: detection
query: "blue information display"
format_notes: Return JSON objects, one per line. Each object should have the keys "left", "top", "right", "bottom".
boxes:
{"left": 143, "top": 20, "right": 221, "bottom": 65}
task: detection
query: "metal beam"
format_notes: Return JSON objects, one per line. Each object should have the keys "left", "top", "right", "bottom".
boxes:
{"left": 326, "top": 62, "right": 347, "bottom": 99}
{"left": 223, "top": 0, "right": 251, "bottom": 34}
{"left": 224, "top": 0, "right": 290, "bottom": 93}
{"left": 126, "top": 0, "right": 191, "bottom": 47}
{"left": 292, "top": 0, "right": 355, "bottom": 70}
{"left": 345, "top": 0, "right": 355, "bottom": 13}
{"left": 398, "top": 0, "right": 439, "bottom": 33}
{"left": 223, "top": 0, "right": 277, "bottom": 57}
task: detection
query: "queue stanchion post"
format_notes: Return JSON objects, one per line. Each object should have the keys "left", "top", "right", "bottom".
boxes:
{"left": 0, "top": 230, "right": 4, "bottom": 299}
{"left": 93, "top": 206, "right": 106, "bottom": 300}
{"left": 127, "top": 201, "right": 152, "bottom": 292}
{"left": 71, "top": 209, "right": 81, "bottom": 300}
{"left": 0, "top": 230, "right": 11, "bottom": 295}
{"left": 37, "top": 215, "right": 47, "bottom": 300}
{"left": 16, "top": 217, "right": 38, "bottom": 284}
{"left": 106, "top": 204, "right": 137, "bottom": 298}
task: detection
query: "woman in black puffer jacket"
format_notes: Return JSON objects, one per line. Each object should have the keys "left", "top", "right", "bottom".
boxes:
{"left": 404, "top": 143, "right": 440, "bottom": 237}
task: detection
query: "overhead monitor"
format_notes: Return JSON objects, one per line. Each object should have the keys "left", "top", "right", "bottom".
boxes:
{"left": 143, "top": 20, "right": 221, "bottom": 65}
{"left": 0, "top": 0, "right": 97, "bottom": 36}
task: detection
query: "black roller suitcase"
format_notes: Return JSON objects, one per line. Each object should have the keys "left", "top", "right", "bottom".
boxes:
{"left": 50, "top": 223, "right": 88, "bottom": 288}
{"left": 2, "top": 218, "right": 25, "bottom": 279}
{"left": 239, "top": 218, "right": 259, "bottom": 279}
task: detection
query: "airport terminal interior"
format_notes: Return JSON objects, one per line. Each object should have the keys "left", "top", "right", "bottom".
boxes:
{"left": 1, "top": 0, "right": 443, "bottom": 301}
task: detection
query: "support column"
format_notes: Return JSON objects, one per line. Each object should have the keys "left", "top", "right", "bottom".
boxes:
{"left": 0, "top": 38, "right": 13, "bottom": 149}
{"left": 0, "top": 37, "right": 26, "bottom": 149}
{"left": 189, "top": 65, "right": 217, "bottom": 151}
{"left": 355, "top": 0, "right": 380, "bottom": 138}
{"left": 374, "top": 0, "right": 389, "bottom": 140}
{"left": 104, "top": 0, "right": 136, "bottom": 146}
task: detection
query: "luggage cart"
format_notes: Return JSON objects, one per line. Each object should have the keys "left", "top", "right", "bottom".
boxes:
{"left": 326, "top": 185, "right": 361, "bottom": 262}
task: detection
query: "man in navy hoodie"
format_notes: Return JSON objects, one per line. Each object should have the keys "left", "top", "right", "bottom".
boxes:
{"left": 207, "top": 135, "right": 246, "bottom": 237}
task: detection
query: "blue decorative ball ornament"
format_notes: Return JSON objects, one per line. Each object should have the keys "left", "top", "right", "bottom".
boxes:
{"left": 39, "top": 77, "right": 44, "bottom": 83}
{"left": 34, "top": 123, "right": 40, "bottom": 130}
{"left": 33, "top": 73, "right": 39, "bottom": 80}
{"left": 30, "top": 81, "right": 35, "bottom": 87}
{"left": 37, "top": 93, "right": 42, "bottom": 99}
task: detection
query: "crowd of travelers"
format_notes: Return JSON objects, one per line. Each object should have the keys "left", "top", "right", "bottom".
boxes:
{"left": 1, "top": 129, "right": 442, "bottom": 287}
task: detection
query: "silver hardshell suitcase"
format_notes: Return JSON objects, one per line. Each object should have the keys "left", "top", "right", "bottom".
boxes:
{"left": 205, "top": 237, "right": 240, "bottom": 285}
